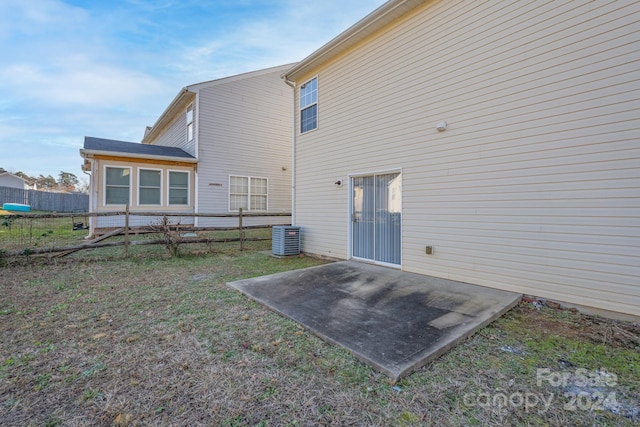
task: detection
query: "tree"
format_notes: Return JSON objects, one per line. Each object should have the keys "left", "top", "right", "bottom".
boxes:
{"left": 0, "top": 169, "right": 82, "bottom": 192}
{"left": 36, "top": 174, "right": 57, "bottom": 190}
{"left": 14, "top": 171, "right": 34, "bottom": 186}
{"left": 58, "top": 171, "right": 79, "bottom": 192}
{"left": 76, "top": 177, "right": 90, "bottom": 194}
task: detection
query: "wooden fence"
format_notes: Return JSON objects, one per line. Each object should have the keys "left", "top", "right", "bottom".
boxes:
{"left": 0, "top": 210, "right": 291, "bottom": 259}
{"left": 0, "top": 186, "right": 89, "bottom": 212}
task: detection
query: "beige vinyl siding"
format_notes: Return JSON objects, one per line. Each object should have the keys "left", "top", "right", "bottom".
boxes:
{"left": 294, "top": 0, "right": 639, "bottom": 316}
{"left": 196, "top": 66, "right": 292, "bottom": 227}
{"left": 148, "top": 100, "right": 196, "bottom": 156}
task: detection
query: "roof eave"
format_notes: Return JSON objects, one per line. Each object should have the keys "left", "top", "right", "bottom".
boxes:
{"left": 143, "top": 64, "right": 297, "bottom": 144}
{"left": 141, "top": 88, "right": 195, "bottom": 144}
{"left": 283, "top": 0, "right": 426, "bottom": 82}
{"left": 188, "top": 63, "right": 297, "bottom": 92}
{"left": 79, "top": 149, "right": 197, "bottom": 164}
{"left": 0, "top": 172, "right": 27, "bottom": 182}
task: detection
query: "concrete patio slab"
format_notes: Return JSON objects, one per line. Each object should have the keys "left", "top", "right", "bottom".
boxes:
{"left": 227, "top": 261, "right": 521, "bottom": 381}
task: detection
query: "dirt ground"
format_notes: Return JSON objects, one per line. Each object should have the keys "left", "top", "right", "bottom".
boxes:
{"left": 1, "top": 250, "right": 638, "bottom": 426}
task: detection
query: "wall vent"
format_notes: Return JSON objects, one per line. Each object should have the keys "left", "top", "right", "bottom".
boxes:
{"left": 272, "top": 226, "right": 301, "bottom": 256}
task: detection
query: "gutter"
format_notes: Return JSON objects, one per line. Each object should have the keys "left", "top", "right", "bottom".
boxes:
{"left": 81, "top": 162, "right": 95, "bottom": 236}
{"left": 193, "top": 91, "right": 200, "bottom": 228}
{"left": 283, "top": 78, "right": 297, "bottom": 225}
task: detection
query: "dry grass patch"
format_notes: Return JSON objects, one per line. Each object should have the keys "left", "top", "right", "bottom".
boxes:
{"left": 1, "top": 248, "right": 638, "bottom": 426}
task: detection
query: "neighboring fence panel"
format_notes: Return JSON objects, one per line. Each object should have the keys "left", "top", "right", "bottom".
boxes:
{"left": 0, "top": 186, "right": 89, "bottom": 212}
{"left": 0, "top": 187, "right": 28, "bottom": 205}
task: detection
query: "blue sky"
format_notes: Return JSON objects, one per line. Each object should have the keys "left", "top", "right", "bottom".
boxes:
{"left": 0, "top": 0, "right": 386, "bottom": 183}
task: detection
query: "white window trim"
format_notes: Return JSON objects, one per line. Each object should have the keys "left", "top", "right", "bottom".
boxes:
{"left": 167, "top": 170, "right": 190, "bottom": 206}
{"left": 299, "top": 76, "right": 318, "bottom": 134}
{"left": 186, "top": 104, "right": 194, "bottom": 142}
{"left": 228, "top": 175, "right": 269, "bottom": 212}
{"left": 103, "top": 165, "right": 132, "bottom": 206}
{"left": 228, "top": 175, "right": 248, "bottom": 212}
{"left": 137, "top": 167, "right": 163, "bottom": 206}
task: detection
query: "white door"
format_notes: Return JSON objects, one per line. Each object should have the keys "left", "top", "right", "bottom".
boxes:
{"left": 351, "top": 172, "right": 401, "bottom": 265}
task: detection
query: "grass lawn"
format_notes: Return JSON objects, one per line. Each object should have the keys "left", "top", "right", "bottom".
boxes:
{"left": 1, "top": 243, "right": 638, "bottom": 426}
{"left": 0, "top": 213, "right": 102, "bottom": 254}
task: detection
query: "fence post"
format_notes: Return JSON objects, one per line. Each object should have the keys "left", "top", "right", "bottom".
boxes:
{"left": 124, "top": 205, "right": 130, "bottom": 258}
{"left": 239, "top": 208, "right": 244, "bottom": 251}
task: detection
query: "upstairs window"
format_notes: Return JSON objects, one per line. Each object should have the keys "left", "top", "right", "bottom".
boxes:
{"left": 229, "top": 176, "right": 268, "bottom": 211}
{"left": 139, "top": 169, "right": 161, "bottom": 205}
{"left": 168, "top": 171, "right": 189, "bottom": 205}
{"left": 186, "top": 104, "right": 194, "bottom": 141}
{"left": 105, "top": 166, "right": 130, "bottom": 205}
{"left": 300, "top": 77, "right": 317, "bottom": 133}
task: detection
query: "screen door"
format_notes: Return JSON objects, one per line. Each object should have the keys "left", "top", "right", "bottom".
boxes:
{"left": 351, "top": 172, "right": 401, "bottom": 265}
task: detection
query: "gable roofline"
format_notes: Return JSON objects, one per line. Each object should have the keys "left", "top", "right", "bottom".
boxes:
{"left": 186, "top": 63, "right": 297, "bottom": 92}
{"left": 142, "top": 63, "right": 297, "bottom": 145}
{"left": 0, "top": 172, "right": 27, "bottom": 183}
{"left": 141, "top": 88, "right": 195, "bottom": 145}
{"left": 283, "top": 0, "right": 425, "bottom": 82}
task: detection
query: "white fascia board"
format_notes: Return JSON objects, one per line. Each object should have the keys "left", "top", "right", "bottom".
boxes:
{"left": 79, "top": 149, "right": 197, "bottom": 164}
{"left": 187, "top": 63, "right": 298, "bottom": 92}
{"left": 142, "top": 88, "right": 195, "bottom": 144}
{"left": 283, "top": 0, "right": 425, "bottom": 81}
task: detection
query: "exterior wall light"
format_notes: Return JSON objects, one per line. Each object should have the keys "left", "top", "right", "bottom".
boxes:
{"left": 436, "top": 121, "right": 447, "bottom": 132}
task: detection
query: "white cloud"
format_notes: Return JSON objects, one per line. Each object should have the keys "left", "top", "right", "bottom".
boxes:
{"left": 123, "top": 0, "right": 175, "bottom": 12}
{"left": 0, "top": 0, "right": 88, "bottom": 38}
{"left": 0, "top": 121, "right": 21, "bottom": 140}
{"left": 1, "top": 62, "right": 167, "bottom": 107}
{"left": 172, "top": 0, "right": 387, "bottom": 82}
{"left": 0, "top": 0, "right": 387, "bottom": 179}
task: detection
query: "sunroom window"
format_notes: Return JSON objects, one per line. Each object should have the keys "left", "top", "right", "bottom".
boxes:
{"left": 105, "top": 167, "right": 130, "bottom": 205}
{"left": 139, "top": 169, "right": 161, "bottom": 205}
{"left": 168, "top": 171, "right": 189, "bottom": 205}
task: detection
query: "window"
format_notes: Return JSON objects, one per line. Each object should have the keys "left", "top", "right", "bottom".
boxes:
{"left": 250, "top": 177, "right": 268, "bottom": 210}
{"left": 105, "top": 167, "right": 130, "bottom": 205}
{"left": 139, "top": 169, "right": 161, "bottom": 205}
{"left": 229, "top": 176, "right": 248, "bottom": 211}
{"left": 168, "top": 171, "right": 189, "bottom": 205}
{"left": 300, "top": 77, "right": 317, "bottom": 133}
{"left": 186, "top": 104, "right": 194, "bottom": 141}
{"left": 229, "top": 176, "right": 268, "bottom": 211}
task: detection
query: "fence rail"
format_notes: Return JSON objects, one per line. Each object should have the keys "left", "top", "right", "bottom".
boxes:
{"left": 0, "top": 186, "right": 89, "bottom": 212}
{"left": 0, "top": 210, "right": 291, "bottom": 260}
